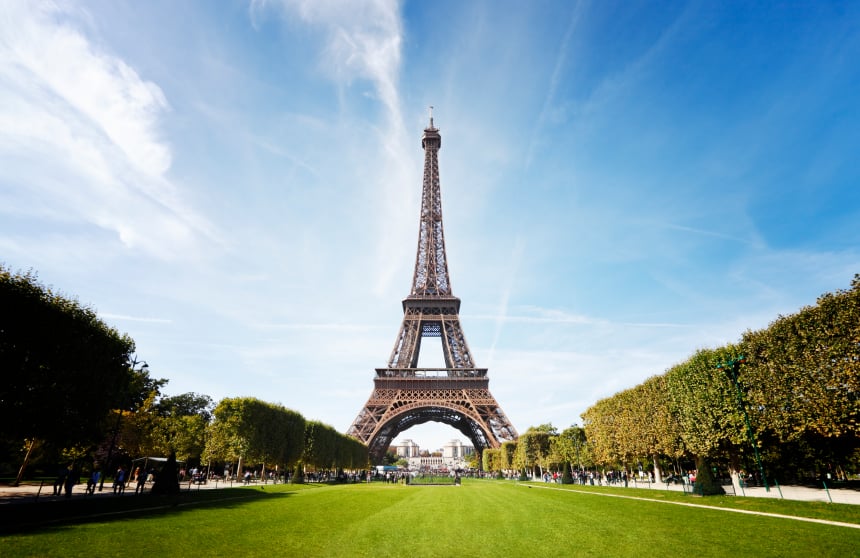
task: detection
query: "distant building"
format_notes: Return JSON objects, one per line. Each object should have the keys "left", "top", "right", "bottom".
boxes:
{"left": 442, "top": 439, "right": 473, "bottom": 461}
{"left": 390, "top": 439, "right": 474, "bottom": 471}
{"left": 391, "top": 439, "right": 420, "bottom": 458}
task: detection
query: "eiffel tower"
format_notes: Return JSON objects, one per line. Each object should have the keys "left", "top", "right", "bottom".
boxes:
{"left": 348, "top": 112, "right": 518, "bottom": 463}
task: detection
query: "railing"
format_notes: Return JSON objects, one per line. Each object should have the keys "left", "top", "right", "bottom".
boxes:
{"left": 375, "top": 368, "right": 487, "bottom": 378}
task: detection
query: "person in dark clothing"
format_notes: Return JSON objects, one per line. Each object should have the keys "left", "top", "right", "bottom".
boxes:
{"left": 63, "top": 465, "right": 79, "bottom": 498}
{"left": 113, "top": 466, "right": 126, "bottom": 494}
{"left": 53, "top": 464, "right": 70, "bottom": 495}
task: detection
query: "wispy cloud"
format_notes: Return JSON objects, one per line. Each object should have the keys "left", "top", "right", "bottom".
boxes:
{"left": 657, "top": 221, "right": 760, "bottom": 246}
{"left": 253, "top": 322, "right": 386, "bottom": 332}
{"left": 0, "top": 1, "right": 216, "bottom": 259}
{"left": 486, "top": 235, "right": 523, "bottom": 365}
{"left": 252, "top": 0, "right": 412, "bottom": 295}
{"left": 99, "top": 313, "right": 173, "bottom": 324}
{"left": 525, "top": 2, "right": 585, "bottom": 169}
{"left": 3, "top": 3, "right": 171, "bottom": 175}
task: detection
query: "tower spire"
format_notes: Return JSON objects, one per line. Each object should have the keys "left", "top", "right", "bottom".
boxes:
{"left": 414, "top": 109, "right": 448, "bottom": 297}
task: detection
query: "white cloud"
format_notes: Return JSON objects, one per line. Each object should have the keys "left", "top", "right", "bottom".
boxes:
{"left": 99, "top": 313, "right": 173, "bottom": 324}
{"left": 0, "top": 1, "right": 215, "bottom": 260}
{"left": 251, "top": 0, "right": 414, "bottom": 295}
{"left": 2, "top": 1, "right": 170, "bottom": 175}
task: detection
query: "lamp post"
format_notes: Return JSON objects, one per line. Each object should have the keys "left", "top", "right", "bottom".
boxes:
{"left": 719, "top": 356, "right": 769, "bottom": 492}
{"left": 98, "top": 355, "right": 148, "bottom": 492}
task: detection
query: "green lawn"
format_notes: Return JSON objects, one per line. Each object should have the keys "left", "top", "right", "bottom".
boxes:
{"left": 2, "top": 480, "right": 859, "bottom": 557}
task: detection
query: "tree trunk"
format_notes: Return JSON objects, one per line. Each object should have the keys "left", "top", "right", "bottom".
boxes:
{"left": 693, "top": 455, "right": 725, "bottom": 496}
{"left": 14, "top": 439, "right": 38, "bottom": 486}
{"left": 652, "top": 454, "right": 662, "bottom": 483}
{"left": 728, "top": 454, "right": 744, "bottom": 494}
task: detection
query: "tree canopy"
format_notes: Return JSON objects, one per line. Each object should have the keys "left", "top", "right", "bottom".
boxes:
{"left": 204, "top": 397, "right": 306, "bottom": 471}
{"left": 0, "top": 267, "right": 139, "bottom": 448}
{"left": 580, "top": 275, "right": 860, "bottom": 482}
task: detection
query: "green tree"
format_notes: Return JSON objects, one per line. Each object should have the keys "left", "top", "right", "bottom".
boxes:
{"left": 500, "top": 441, "right": 517, "bottom": 474}
{"left": 204, "top": 397, "right": 305, "bottom": 478}
{"left": 741, "top": 276, "right": 860, "bottom": 475}
{"left": 515, "top": 428, "right": 552, "bottom": 478}
{"left": 582, "top": 397, "right": 622, "bottom": 467}
{"left": 482, "top": 448, "right": 501, "bottom": 473}
{"left": 557, "top": 425, "right": 590, "bottom": 471}
{"left": 1, "top": 267, "right": 137, "bottom": 444}
{"left": 0, "top": 267, "right": 149, "bottom": 481}
{"left": 303, "top": 421, "right": 366, "bottom": 473}
{"left": 382, "top": 451, "right": 398, "bottom": 465}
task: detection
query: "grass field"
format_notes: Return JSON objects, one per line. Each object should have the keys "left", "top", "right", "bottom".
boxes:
{"left": 2, "top": 480, "right": 859, "bottom": 557}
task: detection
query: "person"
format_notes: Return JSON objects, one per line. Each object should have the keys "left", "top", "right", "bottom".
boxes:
{"left": 86, "top": 470, "right": 100, "bottom": 494}
{"left": 53, "top": 464, "right": 70, "bottom": 495}
{"left": 135, "top": 469, "right": 148, "bottom": 494}
{"left": 113, "top": 466, "right": 126, "bottom": 494}
{"left": 243, "top": 470, "right": 251, "bottom": 485}
{"left": 63, "top": 464, "right": 78, "bottom": 498}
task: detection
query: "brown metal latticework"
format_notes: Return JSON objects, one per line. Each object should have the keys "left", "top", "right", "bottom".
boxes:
{"left": 348, "top": 115, "right": 518, "bottom": 463}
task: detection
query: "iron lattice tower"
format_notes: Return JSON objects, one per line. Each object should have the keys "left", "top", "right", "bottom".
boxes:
{"left": 348, "top": 114, "right": 518, "bottom": 463}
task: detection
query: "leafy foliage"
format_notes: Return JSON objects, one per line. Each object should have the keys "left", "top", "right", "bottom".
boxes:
{"left": 482, "top": 448, "right": 500, "bottom": 472}
{"left": 579, "top": 275, "right": 860, "bottom": 482}
{"left": 204, "top": 397, "right": 305, "bottom": 470}
{"left": 0, "top": 266, "right": 138, "bottom": 449}
{"left": 514, "top": 428, "right": 551, "bottom": 477}
{"left": 499, "top": 441, "right": 517, "bottom": 471}
{"left": 303, "top": 420, "right": 368, "bottom": 470}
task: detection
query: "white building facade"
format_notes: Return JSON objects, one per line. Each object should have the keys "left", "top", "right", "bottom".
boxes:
{"left": 392, "top": 439, "right": 474, "bottom": 471}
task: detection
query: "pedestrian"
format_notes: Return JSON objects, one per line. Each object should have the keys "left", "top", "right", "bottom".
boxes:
{"left": 53, "top": 464, "right": 70, "bottom": 495}
{"left": 63, "top": 464, "right": 78, "bottom": 498}
{"left": 135, "top": 469, "right": 148, "bottom": 494}
{"left": 86, "top": 470, "right": 100, "bottom": 494}
{"left": 113, "top": 466, "right": 126, "bottom": 494}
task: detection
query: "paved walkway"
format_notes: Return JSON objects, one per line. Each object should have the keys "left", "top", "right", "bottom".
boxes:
{"left": 2, "top": 478, "right": 859, "bottom": 505}
{"left": 563, "top": 478, "right": 860, "bottom": 505}
{"left": 0, "top": 477, "right": 255, "bottom": 504}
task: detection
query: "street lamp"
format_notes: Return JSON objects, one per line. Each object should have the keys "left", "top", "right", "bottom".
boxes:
{"left": 718, "top": 356, "right": 769, "bottom": 492}
{"left": 98, "top": 355, "right": 148, "bottom": 492}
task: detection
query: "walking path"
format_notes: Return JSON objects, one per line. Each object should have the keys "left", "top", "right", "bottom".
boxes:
{"left": 0, "top": 477, "right": 250, "bottom": 504}
{"left": 2, "top": 477, "right": 859, "bottom": 505}
{"left": 622, "top": 478, "right": 860, "bottom": 505}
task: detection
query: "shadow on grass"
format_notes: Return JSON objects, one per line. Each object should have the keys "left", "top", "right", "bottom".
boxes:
{"left": 0, "top": 485, "right": 298, "bottom": 535}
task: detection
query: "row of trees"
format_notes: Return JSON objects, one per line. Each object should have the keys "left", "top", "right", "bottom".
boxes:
{"left": 1, "top": 267, "right": 144, "bottom": 482}
{"left": 479, "top": 277, "right": 859, "bottom": 491}
{"left": 482, "top": 424, "right": 592, "bottom": 479}
{"left": 203, "top": 398, "right": 367, "bottom": 479}
{"left": 0, "top": 266, "right": 367, "bottom": 482}
{"left": 581, "top": 275, "right": 860, "bottom": 491}
{"left": 92, "top": 392, "right": 368, "bottom": 481}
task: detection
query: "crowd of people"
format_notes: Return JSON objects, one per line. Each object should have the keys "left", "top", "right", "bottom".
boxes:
{"left": 48, "top": 462, "right": 159, "bottom": 497}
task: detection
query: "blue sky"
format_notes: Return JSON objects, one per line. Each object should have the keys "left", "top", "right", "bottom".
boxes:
{"left": 2, "top": 1, "right": 859, "bottom": 453}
